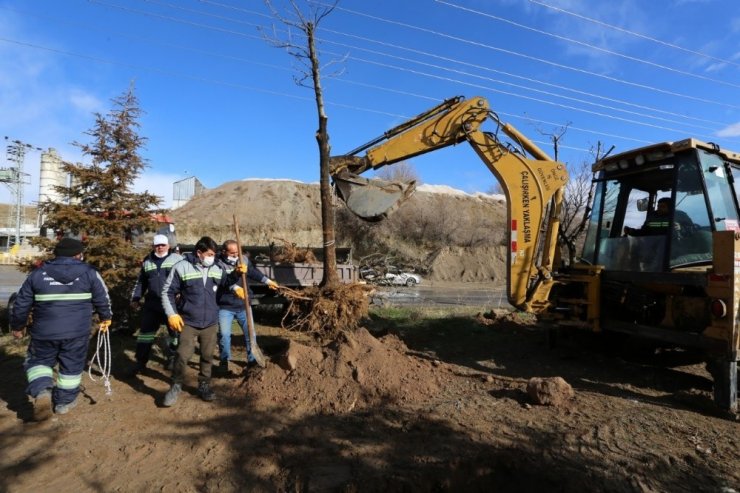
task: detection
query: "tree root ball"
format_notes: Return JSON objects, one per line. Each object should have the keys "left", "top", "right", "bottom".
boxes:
{"left": 281, "top": 283, "right": 375, "bottom": 338}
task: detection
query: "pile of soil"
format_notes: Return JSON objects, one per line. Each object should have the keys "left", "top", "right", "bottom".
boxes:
{"left": 244, "top": 328, "right": 445, "bottom": 416}
{"left": 1, "top": 308, "right": 739, "bottom": 492}
{"left": 428, "top": 245, "right": 508, "bottom": 282}
{"left": 171, "top": 179, "right": 508, "bottom": 282}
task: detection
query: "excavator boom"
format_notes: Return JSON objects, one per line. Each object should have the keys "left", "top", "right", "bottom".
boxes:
{"left": 330, "top": 96, "right": 568, "bottom": 310}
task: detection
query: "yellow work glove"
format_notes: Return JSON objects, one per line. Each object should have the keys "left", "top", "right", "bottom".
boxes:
{"left": 99, "top": 320, "right": 112, "bottom": 333}
{"left": 266, "top": 279, "right": 279, "bottom": 290}
{"left": 233, "top": 286, "right": 245, "bottom": 300}
{"left": 168, "top": 314, "right": 185, "bottom": 332}
{"left": 235, "top": 263, "right": 247, "bottom": 274}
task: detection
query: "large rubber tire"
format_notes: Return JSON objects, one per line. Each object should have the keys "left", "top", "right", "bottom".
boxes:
{"left": 710, "top": 358, "right": 738, "bottom": 412}
{"left": 405, "top": 278, "right": 417, "bottom": 287}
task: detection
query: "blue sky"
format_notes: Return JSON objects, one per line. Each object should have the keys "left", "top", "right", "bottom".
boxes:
{"left": 1, "top": 0, "right": 739, "bottom": 207}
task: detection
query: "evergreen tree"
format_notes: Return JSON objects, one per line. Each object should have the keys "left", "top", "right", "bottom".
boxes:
{"left": 33, "top": 86, "right": 165, "bottom": 329}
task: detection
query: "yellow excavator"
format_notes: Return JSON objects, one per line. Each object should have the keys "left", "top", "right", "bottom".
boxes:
{"left": 330, "top": 95, "right": 739, "bottom": 412}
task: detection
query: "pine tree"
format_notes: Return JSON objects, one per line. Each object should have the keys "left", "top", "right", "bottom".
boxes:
{"left": 33, "top": 86, "right": 165, "bottom": 329}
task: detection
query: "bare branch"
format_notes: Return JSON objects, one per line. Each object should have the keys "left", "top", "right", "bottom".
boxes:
{"left": 264, "top": 0, "right": 344, "bottom": 287}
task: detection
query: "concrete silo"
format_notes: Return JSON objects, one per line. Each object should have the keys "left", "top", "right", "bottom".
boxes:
{"left": 38, "top": 148, "right": 69, "bottom": 230}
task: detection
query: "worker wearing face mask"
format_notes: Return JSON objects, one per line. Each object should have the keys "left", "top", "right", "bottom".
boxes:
{"left": 160, "top": 236, "right": 245, "bottom": 407}
{"left": 126, "top": 234, "right": 183, "bottom": 377}
{"left": 215, "top": 240, "right": 278, "bottom": 376}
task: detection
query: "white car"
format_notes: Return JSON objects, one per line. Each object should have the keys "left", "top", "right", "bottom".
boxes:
{"left": 383, "top": 269, "right": 422, "bottom": 287}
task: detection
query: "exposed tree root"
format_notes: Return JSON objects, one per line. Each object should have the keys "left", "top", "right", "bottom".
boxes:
{"left": 280, "top": 283, "right": 375, "bottom": 339}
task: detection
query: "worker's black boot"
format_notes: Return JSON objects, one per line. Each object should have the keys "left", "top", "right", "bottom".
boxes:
{"left": 198, "top": 381, "right": 215, "bottom": 402}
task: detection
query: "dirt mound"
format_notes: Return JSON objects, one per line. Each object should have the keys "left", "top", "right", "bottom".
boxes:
{"left": 172, "top": 180, "right": 323, "bottom": 246}
{"left": 243, "top": 328, "right": 444, "bottom": 416}
{"left": 172, "top": 179, "right": 508, "bottom": 282}
{"left": 428, "top": 245, "right": 508, "bottom": 282}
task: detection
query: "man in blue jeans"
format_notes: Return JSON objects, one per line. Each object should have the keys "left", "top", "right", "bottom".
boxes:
{"left": 215, "top": 240, "right": 278, "bottom": 375}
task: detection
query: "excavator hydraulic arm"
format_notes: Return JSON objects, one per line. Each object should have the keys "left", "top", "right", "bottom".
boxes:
{"left": 330, "top": 96, "right": 569, "bottom": 311}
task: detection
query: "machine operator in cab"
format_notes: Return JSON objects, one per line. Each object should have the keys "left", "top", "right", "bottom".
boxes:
{"left": 624, "top": 197, "right": 693, "bottom": 237}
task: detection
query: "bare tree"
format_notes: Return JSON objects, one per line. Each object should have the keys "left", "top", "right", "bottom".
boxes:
{"left": 537, "top": 122, "right": 570, "bottom": 162}
{"left": 537, "top": 123, "right": 615, "bottom": 264}
{"left": 558, "top": 141, "right": 613, "bottom": 264}
{"left": 263, "top": 0, "right": 341, "bottom": 287}
{"left": 375, "top": 161, "right": 420, "bottom": 184}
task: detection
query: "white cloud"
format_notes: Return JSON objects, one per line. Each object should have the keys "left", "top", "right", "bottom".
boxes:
{"left": 717, "top": 122, "right": 740, "bottom": 138}
{"left": 704, "top": 61, "right": 728, "bottom": 73}
{"left": 134, "top": 170, "right": 183, "bottom": 209}
{"left": 68, "top": 89, "right": 103, "bottom": 114}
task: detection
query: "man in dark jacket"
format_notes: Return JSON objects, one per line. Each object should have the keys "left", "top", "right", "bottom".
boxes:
{"left": 625, "top": 197, "right": 694, "bottom": 237}
{"left": 215, "top": 240, "right": 278, "bottom": 375}
{"left": 11, "top": 238, "right": 112, "bottom": 421}
{"left": 160, "top": 236, "right": 245, "bottom": 407}
{"left": 127, "top": 234, "right": 183, "bottom": 376}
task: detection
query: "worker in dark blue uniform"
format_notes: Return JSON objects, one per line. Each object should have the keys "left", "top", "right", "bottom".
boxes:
{"left": 127, "top": 234, "right": 183, "bottom": 376}
{"left": 161, "top": 236, "right": 246, "bottom": 407}
{"left": 11, "top": 238, "right": 112, "bottom": 421}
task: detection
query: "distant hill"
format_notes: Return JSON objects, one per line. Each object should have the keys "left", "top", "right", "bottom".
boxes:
{"left": 171, "top": 179, "right": 508, "bottom": 282}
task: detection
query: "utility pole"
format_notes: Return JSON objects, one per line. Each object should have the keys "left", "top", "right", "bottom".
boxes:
{"left": 1, "top": 137, "right": 38, "bottom": 251}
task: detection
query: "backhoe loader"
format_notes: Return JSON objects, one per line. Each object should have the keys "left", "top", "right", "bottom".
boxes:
{"left": 330, "top": 95, "right": 739, "bottom": 412}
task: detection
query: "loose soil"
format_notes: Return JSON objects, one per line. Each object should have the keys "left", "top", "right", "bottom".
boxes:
{"left": 1, "top": 301, "right": 738, "bottom": 492}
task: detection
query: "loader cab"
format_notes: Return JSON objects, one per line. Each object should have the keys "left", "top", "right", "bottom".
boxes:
{"left": 582, "top": 139, "right": 740, "bottom": 273}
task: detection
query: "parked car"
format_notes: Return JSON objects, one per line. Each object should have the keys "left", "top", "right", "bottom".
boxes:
{"left": 383, "top": 267, "right": 422, "bottom": 287}
{"left": 359, "top": 265, "right": 422, "bottom": 286}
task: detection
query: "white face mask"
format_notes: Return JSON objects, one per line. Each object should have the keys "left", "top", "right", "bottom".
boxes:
{"left": 227, "top": 255, "right": 239, "bottom": 264}
{"left": 154, "top": 251, "right": 168, "bottom": 258}
{"left": 201, "top": 255, "right": 215, "bottom": 267}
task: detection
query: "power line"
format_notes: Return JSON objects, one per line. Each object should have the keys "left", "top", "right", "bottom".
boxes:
{"left": 331, "top": 50, "right": 726, "bottom": 141}
{"left": 103, "top": 0, "right": 733, "bottom": 136}
{"left": 321, "top": 41, "right": 723, "bottom": 134}
{"left": 199, "top": 0, "right": 740, "bottom": 113}
{"left": 89, "top": 1, "right": 739, "bottom": 141}
{"left": 319, "top": 26, "right": 733, "bottom": 127}
{"left": 0, "top": 36, "right": 409, "bottom": 119}
{"left": 95, "top": 0, "right": 739, "bottom": 132}
{"left": 2, "top": 2, "right": 645, "bottom": 149}
{"left": 436, "top": 0, "right": 740, "bottom": 90}
{"left": 325, "top": 3, "right": 740, "bottom": 110}
{"left": 528, "top": 0, "right": 740, "bottom": 70}
{"left": 2, "top": 2, "right": 734, "bottom": 159}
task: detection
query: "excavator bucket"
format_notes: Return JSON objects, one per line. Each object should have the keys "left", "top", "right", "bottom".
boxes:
{"left": 333, "top": 171, "right": 416, "bottom": 222}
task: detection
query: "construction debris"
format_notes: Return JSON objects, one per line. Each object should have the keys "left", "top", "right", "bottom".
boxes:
{"left": 271, "top": 238, "right": 318, "bottom": 264}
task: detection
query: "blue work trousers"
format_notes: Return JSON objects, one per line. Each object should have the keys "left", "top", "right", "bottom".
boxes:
{"left": 135, "top": 305, "right": 178, "bottom": 365}
{"left": 217, "top": 308, "right": 256, "bottom": 363}
{"left": 24, "top": 334, "right": 89, "bottom": 406}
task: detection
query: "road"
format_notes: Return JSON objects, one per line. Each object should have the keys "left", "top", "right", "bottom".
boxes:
{"left": 370, "top": 281, "right": 509, "bottom": 309}
{"left": 0, "top": 265, "right": 510, "bottom": 310}
{"left": 0, "top": 266, "right": 26, "bottom": 304}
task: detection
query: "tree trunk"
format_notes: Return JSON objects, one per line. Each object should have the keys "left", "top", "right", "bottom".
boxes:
{"left": 306, "top": 23, "right": 339, "bottom": 287}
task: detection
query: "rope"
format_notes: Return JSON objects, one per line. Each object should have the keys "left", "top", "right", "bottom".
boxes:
{"left": 88, "top": 329, "right": 112, "bottom": 396}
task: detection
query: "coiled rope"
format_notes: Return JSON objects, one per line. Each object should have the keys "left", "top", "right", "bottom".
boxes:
{"left": 88, "top": 329, "right": 112, "bottom": 396}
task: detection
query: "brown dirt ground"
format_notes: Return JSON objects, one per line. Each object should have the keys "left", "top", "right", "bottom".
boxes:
{"left": 1, "top": 301, "right": 738, "bottom": 493}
